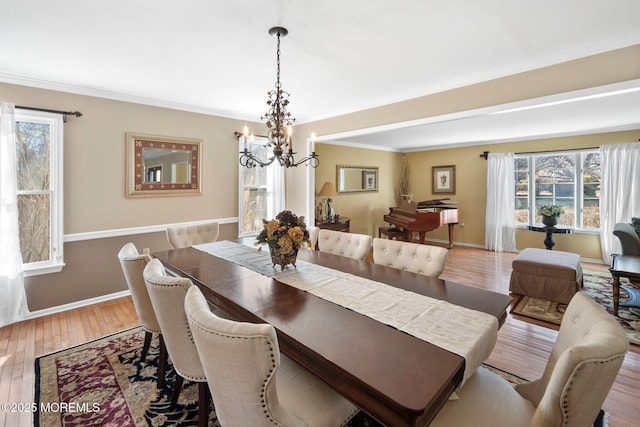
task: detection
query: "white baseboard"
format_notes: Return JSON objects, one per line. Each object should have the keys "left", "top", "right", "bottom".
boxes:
{"left": 24, "top": 290, "right": 131, "bottom": 321}
{"left": 426, "top": 237, "right": 485, "bottom": 249}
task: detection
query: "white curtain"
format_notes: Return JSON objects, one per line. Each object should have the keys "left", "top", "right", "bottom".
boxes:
{"left": 485, "top": 152, "right": 517, "bottom": 252}
{"left": 0, "top": 102, "right": 29, "bottom": 327}
{"left": 266, "top": 162, "right": 285, "bottom": 218}
{"left": 599, "top": 142, "right": 640, "bottom": 263}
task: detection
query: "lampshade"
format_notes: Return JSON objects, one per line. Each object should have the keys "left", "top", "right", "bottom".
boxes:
{"left": 318, "top": 182, "right": 337, "bottom": 198}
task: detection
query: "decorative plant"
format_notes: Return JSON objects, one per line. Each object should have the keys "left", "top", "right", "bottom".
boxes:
{"left": 537, "top": 205, "right": 564, "bottom": 217}
{"left": 255, "top": 210, "right": 310, "bottom": 254}
{"left": 395, "top": 154, "right": 410, "bottom": 205}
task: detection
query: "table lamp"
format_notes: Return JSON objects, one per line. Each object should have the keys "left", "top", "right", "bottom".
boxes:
{"left": 318, "top": 182, "right": 338, "bottom": 220}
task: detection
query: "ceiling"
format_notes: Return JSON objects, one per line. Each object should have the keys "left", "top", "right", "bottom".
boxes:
{"left": 2, "top": 1, "right": 639, "bottom": 151}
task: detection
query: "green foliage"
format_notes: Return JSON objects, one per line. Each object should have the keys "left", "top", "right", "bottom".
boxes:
{"left": 537, "top": 205, "right": 564, "bottom": 217}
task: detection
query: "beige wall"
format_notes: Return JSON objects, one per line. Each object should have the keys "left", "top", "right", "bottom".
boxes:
{"left": 405, "top": 130, "right": 640, "bottom": 260}
{"left": 1, "top": 82, "right": 251, "bottom": 310}
{"left": 313, "top": 144, "right": 399, "bottom": 236}
{"left": 309, "top": 129, "right": 640, "bottom": 261}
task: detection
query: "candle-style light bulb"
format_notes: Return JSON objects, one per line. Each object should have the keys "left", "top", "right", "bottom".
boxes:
{"left": 311, "top": 132, "right": 316, "bottom": 153}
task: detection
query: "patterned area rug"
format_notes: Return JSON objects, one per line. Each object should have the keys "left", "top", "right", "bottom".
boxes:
{"left": 511, "top": 269, "right": 640, "bottom": 345}
{"left": 35, "top": 327, "right": 219, "bottom": 427}
{"left": 35, "top": 327, "right": 574, "bottom": 426}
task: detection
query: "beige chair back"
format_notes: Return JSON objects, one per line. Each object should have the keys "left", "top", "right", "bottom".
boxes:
{"left": 117, "top": 243, "right": 160, "bottom": 333}
{"left": 516, "top": 292, "right": 628, "bottom": 426}
{"left": 184, "top": 286, "right": 305, "bottom": 427}
{"left": 143, "top": 259, "right": 206, "bottom": 382}
{"left": 307, "top": 226, "right": 320, "bottom": 249}
{"left": 166, "top": 221, "right": 219, "bottom": 249}
{"left": 318, "top": 229, "right": 372, "bottom": 260}
{"left": 372, "top": 238, "right": 448, "bottom": 278}
{"left": 185, "top": 286, "right": 357, "bottom": 426}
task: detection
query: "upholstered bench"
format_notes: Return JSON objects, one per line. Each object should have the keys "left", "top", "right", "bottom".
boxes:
{"left": 509, "top": 248, "right": 583, "bottom": 304}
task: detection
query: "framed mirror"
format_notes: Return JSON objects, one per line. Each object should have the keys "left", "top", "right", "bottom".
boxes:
{"left": 336, "top": 165, "right": 378, "bottom": 194}
{"left": 126, "top": 132, "right": 202, "bottom": 197}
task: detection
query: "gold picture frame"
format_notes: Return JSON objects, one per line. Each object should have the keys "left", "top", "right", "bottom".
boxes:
{"left": 432, "top": 165, "right": 455, "bottom": 194}
{"left": 126, "top": 132, "right": 202, "bottom": 197}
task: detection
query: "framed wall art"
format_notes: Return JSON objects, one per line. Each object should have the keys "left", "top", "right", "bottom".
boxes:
{"left": 362, "top": 170, "right": 377, "bottom": 190}
{"left": 432, "top": 165, "right": 455, "bottom": 194}
{"left": 126, "top": 132, "right": 202, "bottom": 197}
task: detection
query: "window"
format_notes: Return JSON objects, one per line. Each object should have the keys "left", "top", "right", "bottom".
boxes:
{"left": 514, "top": 149, "right": 600, "bottom": 230}
{"left": 15, "top": 109, "right": 64, "bottom": 275}
{"left": 238, "top": 136, "right": 285, "bottom": 236}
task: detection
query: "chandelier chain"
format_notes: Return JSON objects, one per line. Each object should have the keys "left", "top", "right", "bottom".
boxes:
{"left": 275, "top": 31, "right": 281, "bottom": 90}
{"left": 238, "top": 27, "right": 319, "bottom": 168}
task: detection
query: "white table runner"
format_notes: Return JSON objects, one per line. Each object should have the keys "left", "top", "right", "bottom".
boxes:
{"left": 193, "top": 240, "right": 498, "bottom": 386}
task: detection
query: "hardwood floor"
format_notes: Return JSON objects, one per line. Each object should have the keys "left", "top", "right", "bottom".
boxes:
{"left": 0, "top": 297, "right": 140, "bottom": 427}
{"left": 0, "top": 245, "right": 638, "bottom": 426}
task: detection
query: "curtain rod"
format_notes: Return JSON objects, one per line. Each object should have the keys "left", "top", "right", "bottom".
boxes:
{"left": 479, "top": 146, "right": 600, "bottom": 160}
{"left": 15, "top": 105, "right": 83, "bottom": 123}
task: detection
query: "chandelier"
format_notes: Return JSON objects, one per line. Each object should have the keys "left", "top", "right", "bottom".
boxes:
{"left": 238, "top": 27, "right": 319, "bottom": 169}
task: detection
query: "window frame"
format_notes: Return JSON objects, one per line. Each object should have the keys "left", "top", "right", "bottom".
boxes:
{"left": 15, "top": 109, "right": 64, "bottom": 276}
{"left": 237, "top": 135, "right": 285, "bottom": 237}
{"left": 514, "top": 148, "right": 600, "bottom": 232}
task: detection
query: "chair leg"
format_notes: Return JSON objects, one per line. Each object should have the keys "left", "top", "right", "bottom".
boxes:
{"left": 171, "top": 375, "right": 184, "bottom": 409}
{"left": 157, "top": 335, "right": 167, "bottom": 389}
{"left": 198, "top": 382, "right": 209, "bottom": 427}
{"left": 141, "top": 331, "right": 152, "bottom": 362}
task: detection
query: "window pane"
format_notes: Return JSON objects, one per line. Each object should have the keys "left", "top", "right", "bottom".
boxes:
{"left": 241, "top": 188, "right": 268, "bottom": 233}
{"left": 514, "top": 157, "right": 529, "bottom": 223}
{"left": 16, "top": 121, "right": 50, "bottom": 191}
{"left": 515, "top": 197, "right": 529, "bottom": 223}
{"left": 17, "top": 193, "right": 51, "bottom": 263}
{"left": 514, "top": 157, "right": 528, "bottom": 170}
{"left": 582, "top": 152, "right": 601, "bottom": 229}
{"left": 534, "top": 154, "right": 576, "bottom": 226}
{"left": 242, "top": 143, "right": 272, "bottom": 187}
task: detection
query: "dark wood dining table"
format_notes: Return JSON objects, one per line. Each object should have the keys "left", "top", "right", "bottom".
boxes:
{"left": 153, "top": 245, "right": 511, "bottom": 427}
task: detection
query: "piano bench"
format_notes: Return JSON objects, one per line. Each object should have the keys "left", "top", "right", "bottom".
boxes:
{"left": 379, "top": 227, "right": 405, "bottom": 240}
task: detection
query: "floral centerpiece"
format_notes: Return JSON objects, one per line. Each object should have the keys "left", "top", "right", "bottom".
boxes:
{"left": 255, "top": 210, "right": 310, "bottom": 270}
{"left": 537, "top": 205, "right": 564, "bottom": 226}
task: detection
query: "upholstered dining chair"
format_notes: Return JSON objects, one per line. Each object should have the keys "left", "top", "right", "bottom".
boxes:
{"left": 317, "top": 229, "right": 373, "bottom": 261}
{"left": 117, "top": 243, "right": 167, "bottom": 388}
{"left": 143, "top": 259, "right": 209, "bottom": 427}
{"left": 184, "top": 285, "right": 359, "bottom": 427}
{"left": 372, "top": 238, "right": 449, "bottom": 278}
{"left": 430, "top": 292, "right": 628, "bottom": 427}
{"left": 307, "top": 225, "right": 320, "bottom": 249}
{"left": 166, "top": 221, "right": 219, "bottom": 249}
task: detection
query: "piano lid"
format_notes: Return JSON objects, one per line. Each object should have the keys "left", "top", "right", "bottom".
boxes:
{"left": 395, "top": 200, "right": 417, "bottom": 213}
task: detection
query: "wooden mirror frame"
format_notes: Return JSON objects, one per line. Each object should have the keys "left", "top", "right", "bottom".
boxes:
{"left": 126, "top": 132, "right": 202, "bottom": 197}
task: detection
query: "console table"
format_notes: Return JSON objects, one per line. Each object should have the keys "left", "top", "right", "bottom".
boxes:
{"left": 527, "top": 224, "right": 573, "bottom": 250}
{"left": 315, "top": 216, "right": 350, "bottom": 232}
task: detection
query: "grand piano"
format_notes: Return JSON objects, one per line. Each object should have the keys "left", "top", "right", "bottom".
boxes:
{"left": 383, "top": 198, "right": 459, "bottom": 248}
